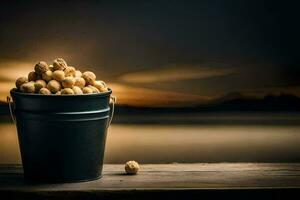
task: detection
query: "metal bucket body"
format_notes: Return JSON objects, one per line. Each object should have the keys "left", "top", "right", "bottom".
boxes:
{"left": 10, "top": 89, "right": 112, "bottom": 183}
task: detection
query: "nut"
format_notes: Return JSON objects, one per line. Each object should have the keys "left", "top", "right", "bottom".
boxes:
{"left": 36, "top": 79, "right": 47, "bottom": 87}
{"left": 125, "top": 161, "right": 140, "bottom": 175}
{"left": 20, "top": 82, "right": 35, "bottom": 93}
{"left": 39, "top": 88, "right": 51, "bottom": 95}
{"left": 93, "top": 80, "right": 108, "bottom": 92}
{"left": 52, "top": 70, "right": 65, "bottom": 82}
{"left": 42, "top": 70, "right": 53, "bottom": 82}
{"left": 53, "top": 58, "right": 67, "bottom": 71}
{"left": 75, "top": 70, "right": 82, "bottom": 77}
{"left": 49, "top": 65, "right": 54, "bottom": 72}
{"left": 64, "top": 66, "right": 76, "bottom": 77}
{"left": 62, "top": 77, "right": 75, "bottom": 88}
{"left": 82, "top": 86, "right": 93, "bottom": 94}
{"left": 34, "top": 80, "right": 47, "bottom": 92}
{"left": 15, "top": 77, "right": 28, "bottom": 89}
{"left": 28, "top": 71, "right": 38, "bottom": 82}
{"left": 87, "top": 85, "right": 100, "bottom": 93}
{"left": 61, "top": 88, "right": 74, "bottom": 95}
{"left": 55, "top": 91, "right": 61, "bottom": 95}
{"left": 74, "top": 77, "right": 86, "bottom": 88}
{"left": 47, "top": 80, "right": 61, "bottom": 93}
{"left": 82, "top": 71, "right": 96, "bottom": 85}
{"left": 72, "top": 86, "right": 83, "bottom": 94}
{"left": 34, "top": 61, "right": 49, "bottom": 74}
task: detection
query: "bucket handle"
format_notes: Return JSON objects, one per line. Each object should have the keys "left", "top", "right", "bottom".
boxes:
{"left": 7, "top": 96, "right": 16, "bottom": 124}
{"left": 108, "top": 95, "right": 116, "bottom": 126}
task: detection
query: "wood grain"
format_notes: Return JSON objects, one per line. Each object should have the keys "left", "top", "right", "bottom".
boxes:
{"left": 0, "top": 163, "right": 300, "bottom": 190}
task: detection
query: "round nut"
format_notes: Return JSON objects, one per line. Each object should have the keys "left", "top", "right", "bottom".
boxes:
{"left": 15, "top": 77, "right": 28, "bottom": 89}
{"left": 52, "top": 70, "right": 65, "bottom": 82}
{"left": 39, "top": 88, "right": 51, "bottom": 95}
{"left": 74, "top": 77, "right": 86, "bottom": 88}
{"left": 42, "top": 70, "right": 53, "bottom": 82}
{"left": 62, "top": 77, "right": 75, "bottom": 88}
{"left": 53, "top": 58, "right": 67, "bottom": 71}
{"left": 34, "top": 80, "right": 47, "bottom": 92}
{"left": 61, "top": 88, "right": 75, "bottom": 95}
{"left": 20, "top": 82, "right": 35, "bottom": 93}
{"left": 36, "top": 79, "right": 47, "bottom": 87}
{"left": 28, "top": 71, "right": 38, "bottom": 82}
{"left": 64, "top": 66, "right": 76, "bottom": 77}
{"left": 34, "top": 61, "right": 49, "bottom": 74}
{"left": 75, "top": 70, "right": 82, "bottom": 77}
{"left": 82, "top": 71, "right": 96, "bottom": 85}
{"left": 93, "top": 80, "right": 108, "bottom": 92}
{"left": 87, "top": 85, "right": 100, "bottom": 93}
{"left": 82, "top": 87, "right": 93, "bottom": 94}
{"left": 47, "top": 80, "right": 61, "bottom": 93}
{"left": 125, "top": 161, "right": 140, "bottom": 175}
{"left": 72, "top": 86, "right": 83, "bottom": 94}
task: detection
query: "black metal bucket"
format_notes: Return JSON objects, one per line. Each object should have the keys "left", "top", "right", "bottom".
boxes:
{"left": 8, "top": 89, "right": 115, "bottom": 183}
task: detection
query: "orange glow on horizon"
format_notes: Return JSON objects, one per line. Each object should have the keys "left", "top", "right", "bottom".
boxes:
{"left": 108, "top": 83, "right": 211, "bottom": 107}
{"left": 0, "top": 59, "right": 300, "bottom": 107}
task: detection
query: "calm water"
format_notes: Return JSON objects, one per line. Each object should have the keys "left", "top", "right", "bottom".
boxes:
{"left": 1, "top": 123, "right": 300, "bottom": 164}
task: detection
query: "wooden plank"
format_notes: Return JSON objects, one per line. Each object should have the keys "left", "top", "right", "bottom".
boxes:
{"left": 1, "top": 163, "right": 300, "bottom": 200}
{"left": 0, "top": 163, "right": 300, "bottom": 191}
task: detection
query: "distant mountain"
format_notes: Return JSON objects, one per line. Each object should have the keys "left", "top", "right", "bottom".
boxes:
{"left": 209, "top": 93, "right": 300, "bottom": 111}
{"left": 114, "top": 93, "right": 300, "bottom": 115}
{"left": 213, "top": 92, "right": 247, "bottom": 103}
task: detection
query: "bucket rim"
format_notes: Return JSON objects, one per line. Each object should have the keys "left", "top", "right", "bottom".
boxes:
{"left": 10, "top": 88, "right": 112, "bottom": 98}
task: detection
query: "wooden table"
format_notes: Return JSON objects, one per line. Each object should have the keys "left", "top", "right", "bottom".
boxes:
{"left": 1, "top": 163, "right": 300, "bottom": 199}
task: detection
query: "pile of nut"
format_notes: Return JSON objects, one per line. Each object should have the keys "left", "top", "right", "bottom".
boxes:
{"left": 15, "top": 58, "right": 108, "bottom": 95}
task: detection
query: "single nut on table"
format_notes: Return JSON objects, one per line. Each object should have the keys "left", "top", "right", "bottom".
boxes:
{"left": 34, "top": 80, "right": 47, "bottom": 92}
{"left": 75, "top": 70, "right": 82, "bottom": 78}
{"left": 47, "top": 80, "right": 61, "bottom": 93}
{"left": 82, "top": 86, "right": 93, "bottom": 94}
{"left": 61, "top": 88, "right": 74, "bottom": 95}
{"left": 62, "top": 77, "right": 75, "bottom": 88}
{"left": 82, "top": 71, "right": 96, "bottom": 85}
{"left": 39, "top": 88, "right": 51, "bottom": 95}
{"left": 72, "top": 86, "right": 83, "bottom": 94}
{"left": 34, "top": 61, "right": 49, "bottom": 74}
{"left": 52, "top": 70, "right": 65, "bottom": 82}
{"left": 93, "top": 80, "right": 108, "bottom": 92}
{"left": 74, "top": 77, "right": 86, "bottom": 88}
{"left": 64, "top": 66, "right": 76, "bottom": 77}
{"left": 53, "top": 58, "right": 68, "bottom": 71}
{"left": 28, "top": 71, "right": 38, "bottom": 82}
{"left": 87, "top": 85, "right": 100, "bottom": 93}
{"left": 125, "top": 160, "right": 140, "bottom": 175}
{"left": 15, "top": 77, "right": 28, "bottom": 89}
{"left": 42, "top": 70, "right": 52, "bottom": 82}
{"left": 20, "top": 82, "right": 35, "bottom": 93}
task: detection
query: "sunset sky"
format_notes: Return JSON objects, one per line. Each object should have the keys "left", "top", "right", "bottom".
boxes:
{"left": 0, "top": 0, "right": 299, "bottom": 107}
